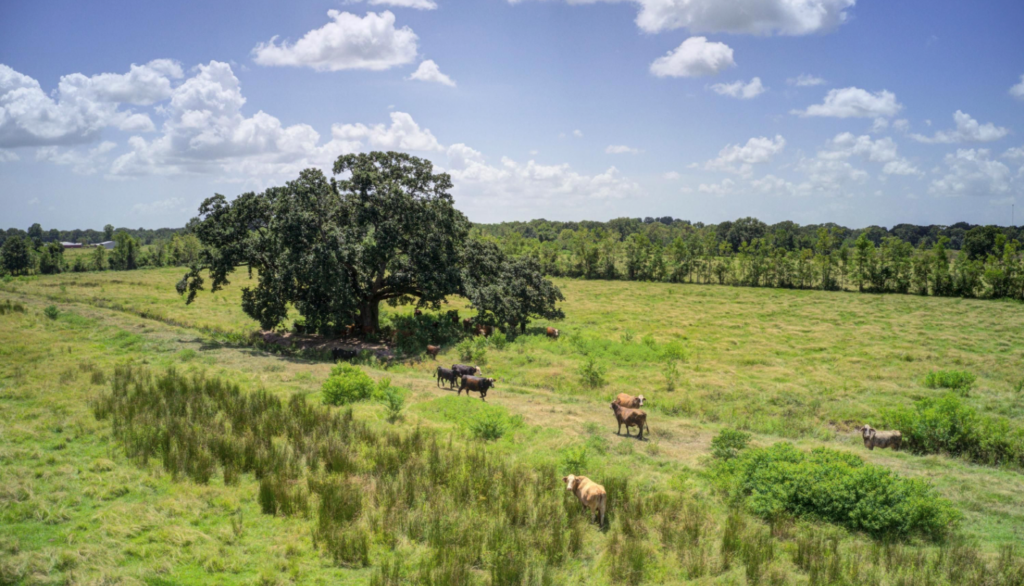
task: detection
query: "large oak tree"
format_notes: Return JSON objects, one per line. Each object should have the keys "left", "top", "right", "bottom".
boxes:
{"left": 178, "top": 152, "right": 470, "bottom": 334}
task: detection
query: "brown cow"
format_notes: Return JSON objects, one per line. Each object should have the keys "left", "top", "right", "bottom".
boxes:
{"left": 426, "top": 345, "right": 441, "bottom": 359}
{"left": 463, "top": 318, "right": 474, "bottom": 331}
{"left": 458, "top": 375, "right": 495, "bottom": 400}
{"left": 858, "top": 424, "right": 902, "bottom": 451}
{"left": 414, "top": 309, "right": 423, "bottom": 317}
{"left": 563, "top": 474, "right": 607, "bottom": 526}
{"left": 449, "top": 311, "right": 460, "bottom": 325}
{"left": 546, "top": 327, "right": 560, "bottom": 339}
{"left": 613, "top": 393, "right": 645, "bottom": 409}
{"left": 476, "top": 325, "right": 494, "bottom": 337}
{"left": 611, "top": 403, "right": 650, "bottom": 440}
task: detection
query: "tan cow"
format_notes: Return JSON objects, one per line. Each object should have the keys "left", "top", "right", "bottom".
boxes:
{"left": 426, "top": 345, "right": 441, "bottom": 359}
{"left": 613, "top": 393, "right": 645, "bottom": 409}
{"left": 546, "top": 327, "right": 560, "bottom": 339}
{"left": 563, "top": 474, "right": 607, "bottom": 526}
{"left": 858, "top": 424, "right": 902, "bottom": 451}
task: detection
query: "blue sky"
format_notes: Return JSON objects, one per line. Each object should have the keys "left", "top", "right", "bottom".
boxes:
{"left": 1, "top": 0, "right": 1023, "bottom": 229}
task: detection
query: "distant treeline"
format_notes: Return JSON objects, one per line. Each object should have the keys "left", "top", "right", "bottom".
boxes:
{"left": 0, "top": 223, "right": 188, "bottom": 247}
{"left": 471, "top": 217, "right": 1024, "bottom": 300}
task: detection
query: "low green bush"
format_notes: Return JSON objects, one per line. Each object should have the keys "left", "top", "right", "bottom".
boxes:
{"left": 456, "top": 337, "right": 488, "bottom": 364}
{"left": 577, "top": 356, "right": 607, "bottom": 389}
{"left": 43, "top": 305, "right": 59, "bottom": 320}
{"left": 375, "top": 378, "right": 406, "bottom": 423}
{"left": 421, "top": 395, "right": 522, "bottom": 440}
{"left": 489, "top": 330, "right": 508, "bottom": 350}
{"left": 714, "top": 440, "right": 961, "bottom": 541}
{"left": 883, "top": 394, "right": 1024, "bottom": 468}
{"left": 710, "top": 429, "right": 750, "bottom": 461}
{"left": 322, "top": 364, "right": 376, "bottom": 406}
{"left": 923, "top": 369, "right": 976, "bottom": 396}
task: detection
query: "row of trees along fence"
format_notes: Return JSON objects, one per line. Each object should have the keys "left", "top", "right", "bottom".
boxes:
{"left": 481, "top": 224, "right": 1024, "bottom": 300}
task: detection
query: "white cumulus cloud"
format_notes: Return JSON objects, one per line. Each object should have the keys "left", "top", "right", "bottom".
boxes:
{"left": 333, "top": 111, "right": 443, "bottom": 151}
{"left": 650, "top": 37, "right": 734, "bottom": 78}
{"left": 512, "top": 0, "right": 856, "bottom": 36}
{"left": 252, "top": 10, "right": 418, "bottom": 71}
{"left": 930, "top": 149, "right": 1012, "bottom": 197}
{"left": 368, "top": 0, "right": 438, "bottom": 9}
{"left": 794, "top": 87, "right": 902, "bottom": 119}
{"left": 709, "top": 77, "right": 765, "bottom": 99}
{"left": 819, "top": 132, "right": 920, "bottom": 175}
{"left": 911, "top": 110, "right": 1009, "bottom": 144}
{"left": 606, "top": 144, "right": 641, "bottom": 154}
{"left": 788, "top": 74, "right": 825, "bottom": 87}
{"left": 1010, "top": 75, "right": 1024, "bottom": 101}
{"left": 705, "top": 135, "right": 785, "bottom": 175}
{"left": 0, "top": 62, "right": 179, "bottom": 148}
{"left": 408, "top": 60, "right": 456, "bottom": 86}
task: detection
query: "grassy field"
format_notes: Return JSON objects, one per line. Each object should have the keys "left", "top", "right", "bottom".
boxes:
{"left": 2, "top": 268, "right": 1024, "bottom": 585}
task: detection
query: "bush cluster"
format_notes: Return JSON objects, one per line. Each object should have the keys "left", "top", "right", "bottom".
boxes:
{"left": 713, "top": 437, "right": 961, "bottom": 541}
{"left": 923, "top": 369, "right": 977, "bottom": 396}
{"left": 883, "top": 394, "right": 1024, "bottom": 468}
{"left": 322, "top": 364, "right": 378, "bottom": 406}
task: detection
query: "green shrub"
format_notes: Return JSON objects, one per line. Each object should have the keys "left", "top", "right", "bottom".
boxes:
{"left": 883, "top": 393, "right": 1024, "bottom": 467}
{"left": 560, "top": 444, "right": 589, "bottom": 474}
{"left": 375, "top": 378, "right": 406, "bottom": 423}
{"left": 470, "top": 410, "right": 512, "bottom": 441}
{"left": 718, "top": 443, "right": 960, "bottom": 540}
{"left": 711, "top": 429, "right": 750, "bottom": 461}
{"left": 577, "top": 356, "right": 607, "bottom": 389}
{"left": 489, "top": 330, "right": 508, "bottom": 350}
{"left": 923, "top": 370, "right": 977, "bottom": 396}
{"left": 455, "top": 337, "right": 488, "bottom": 364}
{"left": 44, "top": 305, "right": 59, "bottom": 320}
{"left": 0, "top": 300, "right": 26, "bottom": 315}
{"left": 663, "top": 360, "right": 680, "bottom": 392}
{"left": 322, "top": 364, "right": 376, "bottom": 406}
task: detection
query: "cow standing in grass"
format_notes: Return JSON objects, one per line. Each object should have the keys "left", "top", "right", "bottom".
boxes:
{"left": 546, "top": 327, "right": 560, "bottom": 339}
{"left": 436, "top": 366, "right": 458, "bottom": 389}
{"left": 611, "top": 403, "right": 650, "bottom": 440}
{"left": 858, "top": 424, "right": 902, "bottom": 451}
{"left": 426, "top": 345, "right": 441, "bottom": 359}
{"left": 563, "top": 474, "right": 606, "bottom": 526}
{"left": 458, "top": 376, "right": 495, "bottom": 400}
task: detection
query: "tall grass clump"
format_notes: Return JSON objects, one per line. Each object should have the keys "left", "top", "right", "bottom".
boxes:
{"left": 884, "top": 394, "right": 1024, "bottom": 468}
{"left": 923, "top": 369, "right": 977, "bottom": 396}
{"left": 43, "top": 305, "right": 59, "bottom": 320}
{"left": 711, "top": 436, "right": 960, "bottom": 541}
{"left": 710, "top": 428, "right": 750, "bottom": 461}
{"left": 322, "top": 363, "right": 376, "bottom": 406}
{"left": 0, "top": 299, "right": 26, "bottom": 315}
{"left": 577, "top": 356, "right": 607, "bottom": 389}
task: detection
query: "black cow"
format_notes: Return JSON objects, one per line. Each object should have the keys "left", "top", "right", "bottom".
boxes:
{"left": 436, "top": 366, "right": 458, "bottom": 389}
{"left": 458, "top": 376, "right": 495, "bottom": 400}
{"left": 452, "top": 364, "right": 481, "bottom": 378}
{"left": 332, "top": 348, "right": 358, "bottom": 362}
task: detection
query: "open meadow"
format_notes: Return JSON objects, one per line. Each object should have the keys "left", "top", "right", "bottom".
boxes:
{"left": 2, "top": 268, "right": 1024, "bottom": 585}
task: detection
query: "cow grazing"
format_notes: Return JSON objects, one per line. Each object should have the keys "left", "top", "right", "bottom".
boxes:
{"left": 611, "top": 403, "right": 650, "bottom": 440}
{"left": 858, "top": 424, "right": 902, "bottom": 451}
{"left": 463, "top": 318, "right": 474, "bottom": 331}
{"left": 436, "top": 366, "right": 458, "bottom": 389}
{"left": 414, "top": 309, "right": 423, "bottom": 317}
{"left": 452, "top": 364, "right": 482, "bottom": 378}
{"left": 614, "top": 393, "right": 645, "bottom": 409}
{"left": 563, "top": 474, "right": 607, "bottom": 526}
{"left": 450, "top": 311, "right": 460, "bottom": 325}
{"left": 546, "top": 327, "right": 560, "bottom": 339}
{"left": 476, "top": 325, "right": 494, "bottom": 337}
{"left": 458, "top": 376, "right": 495, "bottom": 400}
{"left": 332, "top": 348, "right": 357, "bottom": 362}
{"left": 426, "top": 345, "right": 441, "bottom": 359}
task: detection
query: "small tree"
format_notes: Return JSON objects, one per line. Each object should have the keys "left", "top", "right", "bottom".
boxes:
{"left": 90, "top": 246, "right": 107, "bottom": 271}
{"left": 109, "top": 232, "right": 139, "bottom": 271}
{"left": 1, "top": 235, "right": 31, "bottom": 275}
{"left": 27, "top": 223, "right": 44, "bottom": 249}
{"left": 103, "top": 224, "right": 115, "bottom": 241}
{"left": 461, "top": 239, "right": 564, "bottom": 334}
{"left": 38, "top": 242, "right": 65, "bottom": 275}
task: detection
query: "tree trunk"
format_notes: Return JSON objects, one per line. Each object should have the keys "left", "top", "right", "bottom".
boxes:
{"left": 359, "top": 300, "right": 380, "bottom": 334}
